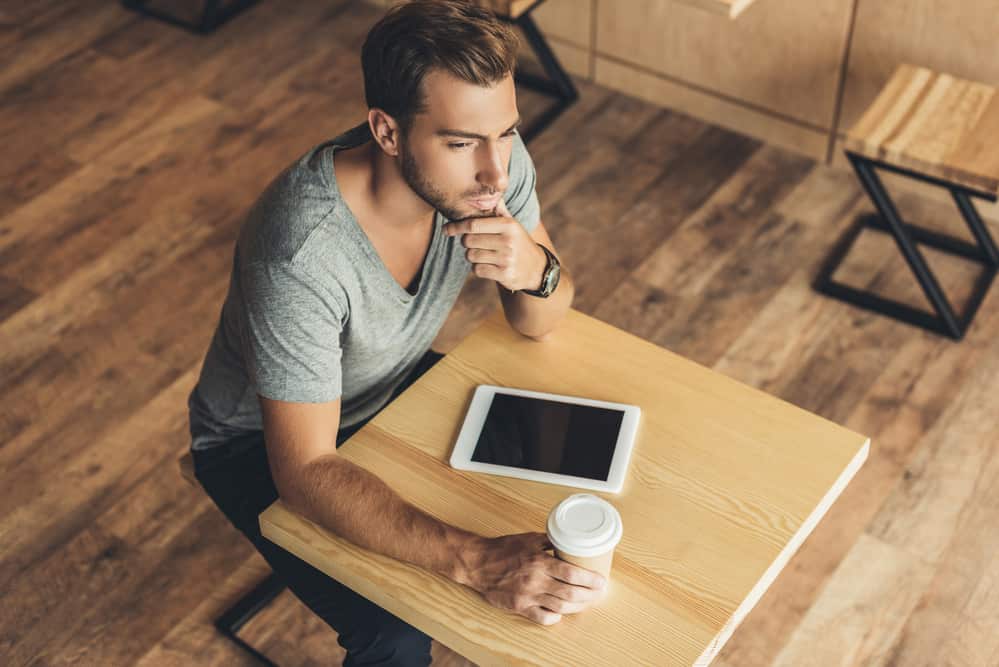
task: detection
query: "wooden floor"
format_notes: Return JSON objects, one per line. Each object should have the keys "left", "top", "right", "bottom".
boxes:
{"left": 2, "top": 1, "right": 999, "bottom": 665}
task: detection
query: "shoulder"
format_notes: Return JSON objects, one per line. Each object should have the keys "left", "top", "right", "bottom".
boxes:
{"left": 508, "top": 130, "right": 536, "bottom": 179}
{"left": 237, "top": 145, "right": 355, "bottom": 269}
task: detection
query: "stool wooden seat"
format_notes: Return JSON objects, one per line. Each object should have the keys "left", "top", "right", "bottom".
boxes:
{"left": 816, "top": 64, "right": 999, "bottom": 340}
{"left": 846, "top": 64, "right": 999, "bottom": 198}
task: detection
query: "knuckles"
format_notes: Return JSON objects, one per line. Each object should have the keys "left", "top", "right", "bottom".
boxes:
{"left": 512, "top": 594, "right": 532, "bottom": 612}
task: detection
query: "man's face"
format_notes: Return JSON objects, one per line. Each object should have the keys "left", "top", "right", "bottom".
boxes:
{"left": 397, "top": 70, "right": 520, "bottom": 222}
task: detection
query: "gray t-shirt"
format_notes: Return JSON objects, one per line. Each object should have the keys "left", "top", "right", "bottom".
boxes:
{"left": 188, "top": 122, "right": 541, "bottom": 450}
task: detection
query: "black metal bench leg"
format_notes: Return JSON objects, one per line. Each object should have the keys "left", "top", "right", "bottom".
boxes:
{"left": 121, "top": 0, "right": 262, "bottom": 34}
{"left": 214, "top": 572, "right": 287, "bottom": 667}
{"left": 814, "top": 151, "right": 999, "bottom": 340}
{"left": 506, "top": 11, "right": 579, "bottom": 143}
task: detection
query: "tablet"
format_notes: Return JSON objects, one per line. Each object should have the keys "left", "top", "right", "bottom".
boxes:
{"left": 449, "top": 385, "right": 641, "bottom": 494}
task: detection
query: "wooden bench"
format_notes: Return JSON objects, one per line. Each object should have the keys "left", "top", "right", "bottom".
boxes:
{"left": 816, "top": 63, "right": 999, "bottom": 340}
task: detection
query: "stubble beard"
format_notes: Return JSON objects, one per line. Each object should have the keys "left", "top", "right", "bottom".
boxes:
{"left": 399, "top": 140, "right": 496, "bottom": 223}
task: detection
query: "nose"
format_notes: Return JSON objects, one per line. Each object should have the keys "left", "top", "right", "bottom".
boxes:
{"left": 476, "top": 142, "right": 509, "bottom": 194}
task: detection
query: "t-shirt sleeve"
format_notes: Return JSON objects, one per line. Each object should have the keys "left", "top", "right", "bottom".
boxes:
{"left": 503, "top": 132, "right": 541, "bottom": 234}
{"left": 239, "top": 258, "right": 345, "bottom": 403}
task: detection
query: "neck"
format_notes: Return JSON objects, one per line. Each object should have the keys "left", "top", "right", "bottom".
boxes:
{"left": 366, "top": 143, "right": 434, "bottom": 230}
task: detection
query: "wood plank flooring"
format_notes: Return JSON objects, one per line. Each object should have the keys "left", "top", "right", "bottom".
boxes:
{"left": 2, "top": 1, "right": 998, "bottom": 665}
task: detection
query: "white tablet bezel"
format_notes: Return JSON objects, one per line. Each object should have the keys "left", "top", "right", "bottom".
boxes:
{"left": 449, "top": 384, "right": 641, "bottom": 494}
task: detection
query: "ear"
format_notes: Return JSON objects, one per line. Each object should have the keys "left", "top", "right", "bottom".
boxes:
{"left": 368, "top": 108, "right": 402, "bottom": 157}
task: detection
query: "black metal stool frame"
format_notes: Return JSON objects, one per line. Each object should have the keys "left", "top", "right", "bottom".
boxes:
{"left": 213, "top": 572, "right": 285, "bottom": 667}
{"left": 500, "top": 0, "right": 580, "bottom": 143}
{"left": 121, "top": 0, "right": 261, "bottom": 34}
{"left": 815, "top": 151, "right": 999, "bottom": 340}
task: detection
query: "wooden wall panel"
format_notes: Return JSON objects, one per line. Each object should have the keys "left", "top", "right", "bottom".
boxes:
{"left": 595, "top": 0, "right": 854, "bottom": 131}
{"left": 534, "top": 0, "right": 592, "bottom": 48}
{"left": 544, "top": 39, "right": 591, "bottom": 79}
{"left": 595, "top": 56, "right": 829, "bottom": 160}
{"left": 837, "top": 0, "right": 999, "bottom": 135}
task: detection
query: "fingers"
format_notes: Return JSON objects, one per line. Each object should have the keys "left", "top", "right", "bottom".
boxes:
{"left": 465, "top": 248, "right": 501, "bottom": 265}
{"left": 549, "top": 560, "right": 608, "bottom": 591}
{"left": 524, "top": 606, "right": 563, "bottom": 626}
{"left": 461, "top": 233, "right": 508, "bottom": 251}
{"left": 470, "top": 262, "right": 501, "bottom": 281}
{"left": 537, "top": 592, "right": 590, "bottom": 615}
{"left": 444, "top": 217, "right": 508, "bottom": 237}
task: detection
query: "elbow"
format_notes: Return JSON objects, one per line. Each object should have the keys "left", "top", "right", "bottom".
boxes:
{"left": 275, "top": 475, "right": 310, "bottom": 515}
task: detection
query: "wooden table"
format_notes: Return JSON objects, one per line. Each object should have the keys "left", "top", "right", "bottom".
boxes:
{"left": 260, "top": 308, "right": 869, "bottom": 666}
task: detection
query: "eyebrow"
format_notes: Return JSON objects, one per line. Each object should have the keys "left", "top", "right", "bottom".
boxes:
{"left": 435, "top": 118, "right": 522, "bottom": 140}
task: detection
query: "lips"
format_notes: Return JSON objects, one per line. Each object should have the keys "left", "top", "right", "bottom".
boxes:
{"left": 468, "top": 196, "right": 500, "bottom": 211}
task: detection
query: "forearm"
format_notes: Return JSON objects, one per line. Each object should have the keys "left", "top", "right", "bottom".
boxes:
{"left": 500, "top": 265, "right": 574, "bottom": 339}
{"left": 283, "top": 454, "right": 485, "bottom": 584}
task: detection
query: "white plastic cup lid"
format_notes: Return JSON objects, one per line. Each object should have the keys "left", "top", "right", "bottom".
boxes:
{"left": 546, "top": 493, "right": 623, "bottom": 558}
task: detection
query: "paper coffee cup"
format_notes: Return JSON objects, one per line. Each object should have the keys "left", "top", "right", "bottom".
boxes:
{"left": 546, "top": 493, "right": 623, "bottom": 581}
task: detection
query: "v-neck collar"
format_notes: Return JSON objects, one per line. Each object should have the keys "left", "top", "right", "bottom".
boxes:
{"left": 321, "top": 124, "right": 443, "bottom": 305}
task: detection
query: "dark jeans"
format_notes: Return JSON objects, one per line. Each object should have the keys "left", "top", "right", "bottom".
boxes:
{"left": 192, "top": 351, "right": 444, "bottom": 666}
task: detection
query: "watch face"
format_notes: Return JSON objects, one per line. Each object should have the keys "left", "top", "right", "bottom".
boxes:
{"left": 544, "top": 263, "right": 560, "bottom": 295}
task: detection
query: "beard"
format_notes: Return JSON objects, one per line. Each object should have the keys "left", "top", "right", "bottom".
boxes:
{"left": 399, "top": 140, "right": 497, "bottom": 222}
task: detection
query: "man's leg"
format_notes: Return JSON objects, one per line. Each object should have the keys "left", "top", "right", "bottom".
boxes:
{"left": 194, "top": 437, "right": 432, "bottom": 666}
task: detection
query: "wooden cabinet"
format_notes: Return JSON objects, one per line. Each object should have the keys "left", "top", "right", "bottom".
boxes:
{"left": 591, "top": 0, "right": 853, "bottom": 159}
{"left": 362, "top": 0, "right": 999, "bottom": 166}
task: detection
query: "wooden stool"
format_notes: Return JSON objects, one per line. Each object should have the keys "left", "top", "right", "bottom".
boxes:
{"left": 179, "top": 452, "right": 286, "bottom": 667}
{"left": 816, "top": 64, "right": 999, "bottom": 339}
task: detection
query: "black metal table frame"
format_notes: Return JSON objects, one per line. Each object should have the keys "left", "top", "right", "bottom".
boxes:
{"left": 815, "top": 151, "right": 999, "bottom": 340}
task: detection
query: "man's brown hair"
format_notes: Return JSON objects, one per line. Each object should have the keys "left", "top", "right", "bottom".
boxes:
{"left": 361, "top": 0, "right": 519, "bottom": 132}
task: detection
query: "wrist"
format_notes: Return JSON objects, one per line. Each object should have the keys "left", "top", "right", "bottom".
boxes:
{"left": 527, "top": 243, "right": 547, "bottom": 292}
{"left": 451, "top": 533, "right": 488, "bottom": 589}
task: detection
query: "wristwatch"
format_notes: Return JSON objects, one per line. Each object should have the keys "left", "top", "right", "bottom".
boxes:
{"left": 521, "top": 243, "right": 561, "bottom": 298}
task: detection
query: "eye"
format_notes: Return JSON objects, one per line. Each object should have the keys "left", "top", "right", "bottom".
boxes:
{"left": 448, "top": 142, "right": 473, "bottom": 150}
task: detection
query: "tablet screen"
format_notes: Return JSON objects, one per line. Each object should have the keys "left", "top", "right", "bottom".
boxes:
{"left": 470, "top": 393, "right": 625, "bottom": 481}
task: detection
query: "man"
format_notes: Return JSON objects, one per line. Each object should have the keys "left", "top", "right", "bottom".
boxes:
{"left": 187, "top": 1, "right": 605, "bottom": 664}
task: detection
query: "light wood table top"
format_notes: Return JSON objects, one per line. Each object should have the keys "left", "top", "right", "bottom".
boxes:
{"left": 260, "top": 308, "right": 869, "bottom": 666}
{"left": 845, "top": 63, "right": 999, "bottom": 197}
